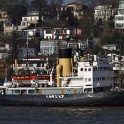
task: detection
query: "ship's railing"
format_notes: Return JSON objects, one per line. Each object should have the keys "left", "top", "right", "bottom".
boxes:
{"left": 64, "top": 73, "right": 77, "bottom": 77}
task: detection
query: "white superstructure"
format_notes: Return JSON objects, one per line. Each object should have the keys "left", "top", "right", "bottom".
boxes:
{"left": 60, "top": 55, "right": 113, "bottom": 93}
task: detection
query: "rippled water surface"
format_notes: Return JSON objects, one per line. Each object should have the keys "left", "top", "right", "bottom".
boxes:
{"left": 0, "top": 106, "right": 124, "bottom": 124}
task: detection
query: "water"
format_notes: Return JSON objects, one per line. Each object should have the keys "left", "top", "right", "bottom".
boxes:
{"left": 0, "top": 106, "right": 124, "bottom": 124}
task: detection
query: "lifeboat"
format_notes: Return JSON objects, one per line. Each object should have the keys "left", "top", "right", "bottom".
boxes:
{"left": 12, "top": 74, "right": 36, "bottom": 81}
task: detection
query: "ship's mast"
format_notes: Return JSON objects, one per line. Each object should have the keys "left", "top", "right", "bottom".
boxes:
{"left": 13, "top": 25, "right": 18, "bottom": 75}
{"left": 26, "top": 32, "right": 29, "bottom": 70}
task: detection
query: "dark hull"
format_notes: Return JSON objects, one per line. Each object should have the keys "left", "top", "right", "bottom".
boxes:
{"left": 0, "top": 91, "right": 124, "bottom": 107}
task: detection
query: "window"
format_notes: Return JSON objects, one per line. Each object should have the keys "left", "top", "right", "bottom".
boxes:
{"left": 85, "top": 68, "right": 87, "bottom": 71}
{"left": 46, "top": 30, "right": 52, "bottom": 33}
{"left": 29, "top": 64, "right": 33, "bottom": 67}
{"left": 80, "top": 68, "right": 83, "bottom": 71}
{"left": 28, "top": 90, "right": 35, "bottom": 94}
{"left": 93, "top": 68, "right": 97, "bottom": 71}
{"left": 85, "top": 78, "right": 87, "bottom": 82}
{"left": 37, "top": 63, "right": 41, "bottom": 67}
{"left": 24, "top": 17, "right": 27, "bottom": 21}
{"left": 88, "top": 68, "right": 91, "bottom": 71}
{"left": 102, "top": 77, "right": 105, "bottom": 80}
{"left": 88, "top": 78, "right": 91, "bottom": 81}
{"left": 14, "top": 90, "right": 20, "bottom": 94}
{"left": 84, "top": 88, "right": 92, "bottom": 93}
{"left": 22, "top": 22, "right": 26, "bottom": 26}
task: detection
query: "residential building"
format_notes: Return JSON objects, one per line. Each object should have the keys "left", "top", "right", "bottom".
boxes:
{"left": 44, "top": 28, "right": 71, "bottom": 40}
{"left": 21, "top": 11, "right": 39, "bottom": 27}
{"left": 0, "top": 10, "right": 8, "bottom": 22}
{"left": 102, "top": 44, "right": 117, "bottom": 51}
{"left": 0, "top": 42, "right": 10, "bottom": 59}
{"left": 17, "top": 48, "right": 36, "bottom": 59}
{"left": 44, "top": 29, "right": 53, "bottom": 40}
{"left": 118, "top": 0, "right": 124, "bottom": 14}
{"left": 39, "top": 40, "right": 67, "bottom": 56}
{"left": 94, "top": 5, "right": 112, "bottom": 22}
{"left": 61, "top": 2, "right": 88, "bottom": 21}
{"left": 115, "top": 0, "right": 124, "bottom": 29}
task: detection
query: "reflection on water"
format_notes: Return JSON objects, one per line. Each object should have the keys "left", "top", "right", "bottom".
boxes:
{"left": 0, "top": 106, "right": 124, "bottom": 124}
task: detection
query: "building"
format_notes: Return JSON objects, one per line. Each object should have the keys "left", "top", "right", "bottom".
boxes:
{"left": 94, "top": 5, "right": 112, "bottom": 22}
{"left": 0, "top": 42, "right": 10, "bottom": 59}
{"left": 21, "top": 11, "right": 39, "bottom": 28}
{"left": 115, "top": 0, "right": 124, "bottom": 29}
{"left": 102, "top": 44, "right": 117, "bottom": 51}
{"left": 61, "top": 2, "right": 88, "bottom": 21}
{"left": 44, "top": 28, "right": 71, "bottom": 40}
{"left": 17, "top": 48, "right": 36, "bottom": 59}
{"left": 39, "top": 40, "right": 67, "bottom": 55}
{"left": 0, "top": 10, "right": 8, "bottom": 22}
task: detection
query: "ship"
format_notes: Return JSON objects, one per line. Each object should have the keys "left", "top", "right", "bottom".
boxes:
{"left": 0, "top": 48, "right": 124, "bottom": 107}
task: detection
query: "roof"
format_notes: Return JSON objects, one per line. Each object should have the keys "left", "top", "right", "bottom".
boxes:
{"left": 66, "top": 2, "right": 88, "bottom": 9}
{"left": 67, "top": 2, "right": 82, "bottom": 6}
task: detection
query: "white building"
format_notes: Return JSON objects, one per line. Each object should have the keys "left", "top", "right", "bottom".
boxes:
{"left": 94, "top": 5, "right": 112, "bottom": 22}
{"left": 102, "top": 44, "right": 117, "bottom": 51}
{"left": 44, "top": 28, "right": 70, "bottom": 40}
{"left": 20, "top": 11, "right": 39, "bottom": 27}
{"left": 62, "top": 2, "right": 87, "bottom": 21}
{"left": 115, "top": 0, "right": 124, "bottom": 29}
{"left": 0, "top": 42, "right": 10, "bottom": 59}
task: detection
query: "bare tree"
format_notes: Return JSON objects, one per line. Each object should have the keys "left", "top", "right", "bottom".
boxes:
{"left": 77, "top": 0, "right": 100, "bottom": 8}
{"left": 0, "top": 0, "right": 29, "bottom": 10}
{"left": 31, "top": 0, "right": 48, "bottom": 25}
{"left": 48, "top": 0, "right": 64, "bottom": 10}
{"left": 77, "top": 0, "right": 119, "bottom": 8}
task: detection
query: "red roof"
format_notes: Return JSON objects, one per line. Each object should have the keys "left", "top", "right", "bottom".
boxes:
{"left": 67, "top": 2, "right": 82, "bottom": 6}
{"left": 66, "top": 2, "right": 88, "bottom": 9}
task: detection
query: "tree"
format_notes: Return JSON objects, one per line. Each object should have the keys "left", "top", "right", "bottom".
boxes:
{"left": 7, "top": 5, "right": 27, "bottom": 25}
{"left": 77, "top": 0, "right": 99, "bottom": 9}
{"left": 31, "top": 0, "right": 48, "bottom": 25}
{"left": 0, "top": 0, "right": 26, "bottom": 10}
{"left": 48, "top": 0, "right": 64, "bottom": 7}
{"left": 77, "top": 0, "right": 119, "bottom": 8}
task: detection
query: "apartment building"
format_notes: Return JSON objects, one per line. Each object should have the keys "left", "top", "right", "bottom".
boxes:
{"left": 94, "top": 5, "right": 112, "bottom": 22}
{"left": 115, "top": 0, "right": 124, "bottom": 29}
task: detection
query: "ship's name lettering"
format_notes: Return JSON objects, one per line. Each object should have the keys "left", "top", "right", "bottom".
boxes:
{"left": 46, "top": 95, "right": 64, "bottom": 98}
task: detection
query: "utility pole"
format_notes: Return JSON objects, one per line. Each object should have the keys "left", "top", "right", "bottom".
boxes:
{"left": 76, "top": 22, "right": 78, "bottom": 52}
{"left": 26, "top": 32, "right": 29, "bottom": 70}
{"left": 13, "top": 25, "right": 18, "bottom": 75}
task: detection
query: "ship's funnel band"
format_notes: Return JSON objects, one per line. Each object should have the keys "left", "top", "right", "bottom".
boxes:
{"left": 59, "top": 48, "right": 72, "bottom": 58}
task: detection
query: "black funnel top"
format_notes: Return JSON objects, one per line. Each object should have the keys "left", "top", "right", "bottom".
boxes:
{"left": 59, "top": 48, "right": 72, "bottom": 58}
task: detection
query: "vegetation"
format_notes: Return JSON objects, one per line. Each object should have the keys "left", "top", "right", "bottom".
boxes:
{"left": 0, "top": 0, "right": 123, "bottom": 78}
{"left": 31, "top": 0, "right": 47, "bottom": 25}
{"left": 7, "top": 5, "right": 27, "bottom": 25}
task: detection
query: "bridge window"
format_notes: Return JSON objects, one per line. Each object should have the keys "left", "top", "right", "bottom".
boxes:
{"left": 80, "top": 68, "right": 83, "bottom": 71}
{"left": 88, "top": 78, "right": 91, "bottom": 81}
